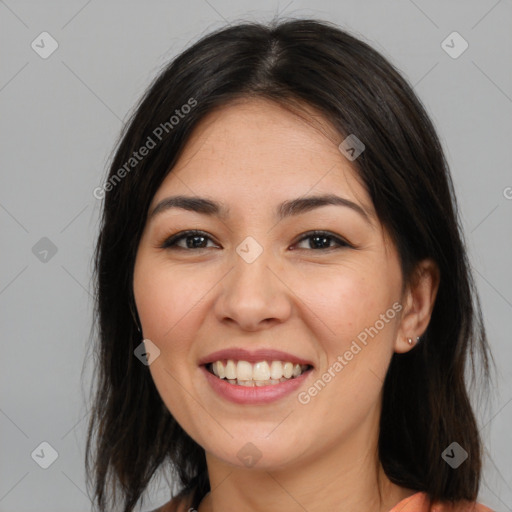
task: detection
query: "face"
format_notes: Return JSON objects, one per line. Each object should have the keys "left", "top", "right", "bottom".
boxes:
{"left": 133, "top": 98, "right": 408, "bottom": 470}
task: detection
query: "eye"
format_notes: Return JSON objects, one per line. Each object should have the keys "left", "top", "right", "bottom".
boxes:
{"left": 159, "top": 229, "right": 352, "bottom": 251}
{"left": 292, "top": 230, "right": 352, "bottom": 251}
{"left": 159, "top": 230, "right": 219, "bottom": 250}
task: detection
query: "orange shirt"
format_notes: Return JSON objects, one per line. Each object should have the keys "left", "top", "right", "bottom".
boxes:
{"left": 153, "top": 490, "right": 495, "bottom": 512}
{"left": 389, "top": 491, "right": 495, "bottom": 512}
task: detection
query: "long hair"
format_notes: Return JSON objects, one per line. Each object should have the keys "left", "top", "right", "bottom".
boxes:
{"left": 85, "top": 18, "right": 494, "bottom": 512}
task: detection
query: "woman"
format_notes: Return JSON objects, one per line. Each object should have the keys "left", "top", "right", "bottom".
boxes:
{"left": 86, "top": 18, "right": 495, "bottom": 512}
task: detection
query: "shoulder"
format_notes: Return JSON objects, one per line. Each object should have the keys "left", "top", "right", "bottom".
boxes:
{"left": 432, "top": 500, "right": 495, "bottom": 512}
{"left": 389, "top": 492, "right": 495, "bottom": 512}
{"left": 149, "top": 493, "right": 194, "bottom": 512}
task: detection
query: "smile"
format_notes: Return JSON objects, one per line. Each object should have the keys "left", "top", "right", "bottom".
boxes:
{"left": 206, "top": 359, "right": 311, "bottom": 386}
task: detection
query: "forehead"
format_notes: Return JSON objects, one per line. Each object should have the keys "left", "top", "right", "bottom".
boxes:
{"left": 174, "top": 98, "right": 343, "bottom": 167}
{"left": 151, "top": 98, "right": 374, "bottom": 219}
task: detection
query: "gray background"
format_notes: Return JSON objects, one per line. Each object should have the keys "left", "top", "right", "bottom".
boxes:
{"left": 1, "top": 1, "right": 511, "bottom": 511}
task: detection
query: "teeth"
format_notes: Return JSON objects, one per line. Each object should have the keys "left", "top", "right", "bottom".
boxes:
{"left": 283, "top": 362, "right": 294, "bottom": 378}
{"left": 213, "top": 361, "right": 225, "bottom": 379}
{"left": 270, "top": 361, "right": 282, "bottom": 380}
{"left": 253, "top": 361, "right": 270, "bottom": 381}
{"left": 209, "top": 359, "right": 310, "bottom": 385}
{"left": 225, "top": 360, "right": 237, "bottom": 380}
{"left": 236, "top": 360, "right": 253, "bottom": 380}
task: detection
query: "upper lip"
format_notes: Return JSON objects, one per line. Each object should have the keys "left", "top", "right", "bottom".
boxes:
{"left": 198, "top": 348, "right": 314, "bottom": 367}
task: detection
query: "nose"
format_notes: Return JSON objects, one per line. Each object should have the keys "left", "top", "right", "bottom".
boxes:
{"left": 213, "top": 245, "right": 292, "bottom": 331}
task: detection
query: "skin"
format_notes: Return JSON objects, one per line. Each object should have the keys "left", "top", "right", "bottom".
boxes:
{"left": 133, "top": 98, "right": 440, "bottom": 512}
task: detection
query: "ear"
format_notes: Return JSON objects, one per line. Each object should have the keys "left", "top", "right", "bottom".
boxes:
{"left": 394, "top": 258, "right": 440, "bottom": 354}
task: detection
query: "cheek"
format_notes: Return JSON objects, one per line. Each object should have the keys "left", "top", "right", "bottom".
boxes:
{"left": 300, "top": 266, "right": 398, "bottom": 379}
{"left": 294, "top": 272, "right": 396, "bottom": 439}
{"left": 134, "top": 261, "right": 205, "bottom": 425}
{"left": 134, "top": 259, "right": 204, "bottom": 344}
{"left": 301, "top": 269, "right": 378, "bottom": 341}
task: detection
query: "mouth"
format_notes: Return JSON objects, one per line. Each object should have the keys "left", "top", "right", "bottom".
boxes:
{"left": 203, "top": 359, "right": 314, "bottom": 387}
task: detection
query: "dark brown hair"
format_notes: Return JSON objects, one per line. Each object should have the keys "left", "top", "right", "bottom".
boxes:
{"left": 85, "top": 17, "right": 495, "bottom": 512}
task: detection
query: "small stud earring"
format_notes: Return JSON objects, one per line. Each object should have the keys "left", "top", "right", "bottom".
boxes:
{"left": 407, "top": 336, "right": 421, "bottom": 345}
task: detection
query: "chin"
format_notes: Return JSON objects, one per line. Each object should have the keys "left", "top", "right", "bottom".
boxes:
{"left": 206, "top": 435, "right": 309, "bottom": 471}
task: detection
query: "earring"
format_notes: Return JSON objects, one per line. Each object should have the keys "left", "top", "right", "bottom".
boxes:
{"left": 407, "top": 336, "right": 421, "bottom": 345}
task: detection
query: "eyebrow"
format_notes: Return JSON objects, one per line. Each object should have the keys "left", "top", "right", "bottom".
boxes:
{"left": 149, "top": 194, "right": 374, "bottom": 225}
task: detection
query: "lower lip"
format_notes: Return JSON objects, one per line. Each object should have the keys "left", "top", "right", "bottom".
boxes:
{"left": 200, "top": 365, "right": 313, "bottom": 404}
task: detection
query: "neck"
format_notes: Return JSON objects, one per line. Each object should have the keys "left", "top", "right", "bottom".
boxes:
{"left": 197, "top": 405, "right": 415, "bottom": 512}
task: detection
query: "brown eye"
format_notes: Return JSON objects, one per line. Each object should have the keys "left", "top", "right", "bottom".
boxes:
{"left": 160, "top": 230, "right": 218, "bottom": 250}
{"left": 159, "top": 229, "right": 352, "bottom": 252}
{"left": 293, "top": 231, "right": 352, "bottom": 251}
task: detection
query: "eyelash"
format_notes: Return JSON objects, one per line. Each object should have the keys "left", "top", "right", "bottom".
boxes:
{"left": 159, "top": 229, "right": 352, "bottom": 252}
